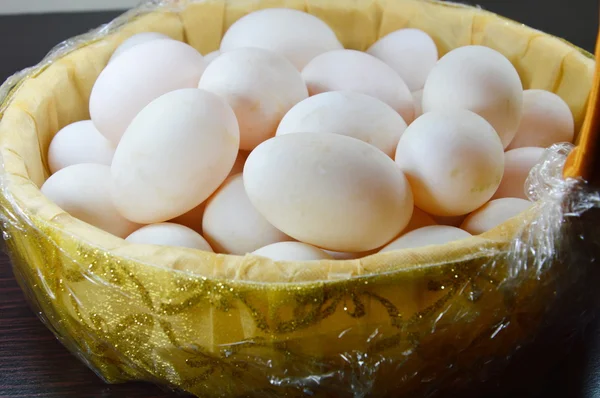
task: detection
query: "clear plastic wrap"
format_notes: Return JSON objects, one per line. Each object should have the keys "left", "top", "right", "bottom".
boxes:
{"left": 0, "top": 1, "right": 599, "bottom": 397}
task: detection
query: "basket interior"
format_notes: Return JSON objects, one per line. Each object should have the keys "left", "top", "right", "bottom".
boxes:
{"left": 0, "top": 0, "right": 594, "bottom": 284}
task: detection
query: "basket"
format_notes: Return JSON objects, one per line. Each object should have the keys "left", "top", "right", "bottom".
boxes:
{"left": 1, "top": 0, "right": 599, "bottom": 396}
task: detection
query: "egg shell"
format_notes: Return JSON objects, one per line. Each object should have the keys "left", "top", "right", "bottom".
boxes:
{"left": 169, "top": 202, "right": 206, "bottom": 234}
{"left": 109, "top": 32, "right": 171, "bottom": 62}
{"left": 126, "top": 222, "right": 213, "bottom": 251}
{"left": 90, "top": 39, "right": 205, "bottom": 145}
{"left": 432, "top": 214, "right": 469, "bottom": 228}
{"left": 380, "top": 225, "right": 471, "bottom": 252}
{"left": 41, "top": 164, "right": 139, "bottom": 238}
{"left": 493, "top": 147, "right": 545, "bottom": 200}
{"left": 507, "top": 89, "right": 575, "bottom": 149}
{"left": 220, "top": 8, "right": 343, "bottom": 70}
{"left": 111, "top": 88, "right": 239, "bottom": 224}
{"left": 323, "top": 250, "right": 366, "bottom": 260}
{"left": 302, "top": 49, "right": 415, "bottom": 124}
{"left": 252, "top": 242, "right": 332, "bottom": 261}
{"left": 244, "top": 132, "right": 414, "bottom": 252}
{"left": 228, "top": 151, "right": 249, "bottom": 177}
{"left": 202, "top": 174, "right": 290, "bottom": 255}
{"left": 276, "top": 91, "right": 407, "bottom": 157}
{"left": 395, "top": 110, "right": 505, "bottom": 217}
{"left": 199, "top": 47, "right": 308, "bottom": 151}
{"left": 48, "top": 120, "right": 115, "bottom": 174}
{"left": 203, "top": 50, "right": 221, "bottom": 65}
{"left": 402, "top": 207, "right": 437, "bottom": 234}
{"left": 422, "top": 45, "right": 523, "bottom": 148}
{"left": 367, "top": 29, "right": 438, "bottom": 92}
{"left": 169, "top": 151, "right": 248, "bottom": 232}
{"left": 380, "top": 206, "right": 438, "bottom": 253}
{"left": 412, "top": 90, "right": 423, "bottom": 120}
{"left": 460, "top": 198, "right": 533, "bottom": 235}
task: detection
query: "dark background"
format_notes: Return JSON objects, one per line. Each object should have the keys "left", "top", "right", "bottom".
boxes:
{"left": 0, "top": 0, "right": 599, "bottom": 397}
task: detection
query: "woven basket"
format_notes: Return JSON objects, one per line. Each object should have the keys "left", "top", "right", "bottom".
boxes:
{"left": 0, "top": 0, "right": 598, "bottom": 396}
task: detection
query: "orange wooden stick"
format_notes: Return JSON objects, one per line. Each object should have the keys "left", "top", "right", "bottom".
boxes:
{"left": 563, "top": 27, "right": 600, "bottom": 185}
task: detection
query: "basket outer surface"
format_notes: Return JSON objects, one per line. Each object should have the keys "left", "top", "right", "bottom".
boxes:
{"left": 0, "top": 0, "right": 597, "bottom": 396}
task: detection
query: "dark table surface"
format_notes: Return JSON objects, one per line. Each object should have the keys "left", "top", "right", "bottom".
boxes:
{"left": 0, "top": 1, "right": 599, "bottom": 397}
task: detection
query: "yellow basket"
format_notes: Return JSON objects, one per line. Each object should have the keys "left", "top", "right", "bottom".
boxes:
{"left": 0, "top": 0, "right": 599, "bottom": 396}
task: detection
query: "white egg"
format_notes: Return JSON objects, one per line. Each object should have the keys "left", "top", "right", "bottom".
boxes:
{"left": 493, "top": 147, "right": 545, "bottom": 200}
{"left": 203, "top": 50, "right": 221, "bottom": 65}
{"left": 383, "top": 207, "right": 438, "bottom": 253}
{"left": 323, "top": 250, "right": 367, "bottom": 260}
{"left": 367, "top": 29, "right": 438, "bottom": 92}
{"left": 432, "top": 214, "right": 469, "bottom": 228}
{"left": 507, "top": 89, "right": 574, "bottom": 149}
{"left": 41, "top": 164, "right": 139, "bottom": 238}
{"left": 412, "top": 90, "right": 423, "bottom": 120}
{"left": 169, "top": 203, "right": 205, "bottom": 234}
{"left": 198, "top": 48, "right": 308, "bottom": 151}
{"left": 402, "top": 207, "right": 437, "bottom": 234}
{"left": 126, "top": 222, "right": 213, "bottom": 251}
{"left": 252, "top": 242, "right": 332, "bottom": 261}
{"left": 302, "top": 49, "right": 415, "bottom": 124}
{"left": 228, "top": 151, "right": 249, "bottom": 177}
{"left": 90, "top": 39, "right": 205, "bottom": 145}
{"left": 422, "top": 45, "right": 523, "bottom": 148}
{"left": 244, "top": 132, "right": 414, "bottom": 252}
{"left": 220, "top": 8, "right": 343, "bottom": 70}
{"left": 380, "top": 225, "right": 471, "bottom": 252}
{"left": 111, "top": 88, "right": 239, "bottom": 224}
{"left": 48, "top": 120, "right": 115, "bottom": 174}
{"left": 276, "top": 91, "right": 407, "bottom": 157}
{"left": 202, "top": 174, "right": 290, "bottom": 255}
{"left": 460, "top": 198, "right": 533, "bottom": 235}
{"left": 395, "top": 110, "right": 505, "bottom": 217}
{"left": 109, "top": 32, "right": 171, "bottom": 62}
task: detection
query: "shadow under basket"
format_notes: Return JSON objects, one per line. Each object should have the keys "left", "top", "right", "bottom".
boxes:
{"left": 1, "top": 0, "right": 600, "bottom": 397}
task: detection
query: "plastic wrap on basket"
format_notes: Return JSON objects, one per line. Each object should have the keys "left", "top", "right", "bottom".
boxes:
{"left": 0, "top": 1, "right": 599, "bottom": 397}
{"left": 1, "top": 135, "right": 599, "bottom": 398}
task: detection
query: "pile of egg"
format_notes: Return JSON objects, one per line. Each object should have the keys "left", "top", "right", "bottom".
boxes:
{"left": 42, "top": 8, "right": 575, "bottom": 262}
